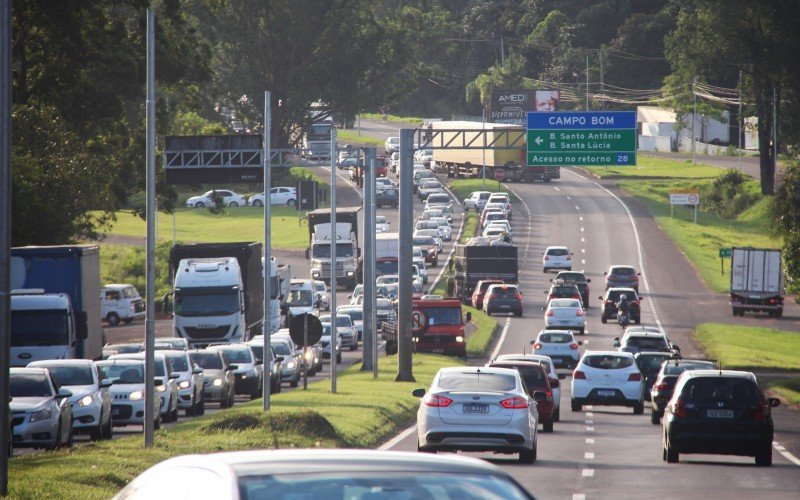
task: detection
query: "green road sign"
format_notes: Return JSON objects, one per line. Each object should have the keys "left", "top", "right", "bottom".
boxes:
{"left": 527, "top": 129, "right": 636, "bottom": 153}
{"left": 527, "top": 151, "right": 636, "bottom": 166}
{"left": 719, "top": 248, "right": 732, "bottom": 258}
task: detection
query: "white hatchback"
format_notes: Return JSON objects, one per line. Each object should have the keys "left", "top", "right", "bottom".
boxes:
{"left": 531, "top": 330, "right": 582, "bottom": 371}
{"left": 542, "top": 246, "right": 573, "bottom": 272}
{"left": 571, "top": 351, "right": 645, "bottom": 414}
{"left": 430, "top": 217, "right": 452, "bottom": 241}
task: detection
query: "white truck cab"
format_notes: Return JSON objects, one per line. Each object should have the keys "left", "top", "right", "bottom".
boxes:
{"left": 172, "top": 258, "right": 246, "bottom": 347}
{"left": 286, "top": 279, "right": 317, "bottom": 317}
{"left": 101, "top": 284, "right": 145, "bottom": 326}
{"left": 10, "top": 290, "right": 78, "bottom": 366}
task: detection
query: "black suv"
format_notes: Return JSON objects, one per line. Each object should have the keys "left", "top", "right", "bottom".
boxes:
{"left": 634, "top": 351, "right": 675, "bottom": 402}
{"left": 663, "top": 370, "right": 780, "bottom": 466}
{"left": 599, "top": 287, "right": 641, "bottom": 324}
{"left": 604, "top": 265, "right": 640, "bottom": 292}
{"left": 649, "top": 358, "right": 717, "bottom": 424}
{"left": 375, "top": 188, "right": 399, "bottom": 208}
{"left": 484, "top": 284, "right": 523, "bottom": 316}
{"left": 545, "top": 281, "right": 582, "bottom": 305}
{"left": 614, "top": 332, "right": 673, "bottom": 354}
{"left": 554, "top": 271, "right": 591, "bottom": 308}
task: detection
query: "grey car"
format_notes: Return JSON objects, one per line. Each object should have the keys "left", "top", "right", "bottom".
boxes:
{"left": 207, "top": 344, "right": 264, "bottom": 399}
{"left": 188, "top": 350, "right": 237, "bottom": 408}
{"left": 10, "top": 367, "right": 74, "bottom": 449}
{"left": 161, "top": 350, "right": 205, "bottom": 416}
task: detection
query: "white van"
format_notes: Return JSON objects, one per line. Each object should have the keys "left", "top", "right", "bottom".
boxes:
{"left": 286, "top": 279, "right": 317, "bottom": 317}
{"left": 101, "top": 284, "right": 145, "bottom": 326}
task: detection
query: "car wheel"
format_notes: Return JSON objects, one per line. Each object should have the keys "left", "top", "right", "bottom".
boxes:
{"left": 417, "top": 442, "right": 436, "bottom": 453}
{"left": 485, "top": 309, "right": 491, "bottom": 316}
{"left": 195, "top": 202, "right": 205, "bottom": 208}
{"left": 514, "top": 310, "right": 522, "bottom": 317}
{"left": 571, "top": 399, "right": 582, "bottom": 412}
{"left": 229, "top": 201, "right": 239, "bottom": 208}
{"left": 650, "top": 410, "right": 661, "bottom": 425}
{"left": 287, "top": 199, "right": 296, "bottom": 207}
{"left": 665, "top": 438, "right": 679, "bottom": 463}
{"left": 755, "top": 443, "right": 773, "bottom": 466}
{"left": 633, "top": 401, "right": 644, "bottom": 415}
{"left": 579, "top": 328, "right": 585, "bottom": 335}
{"left": 228, "top": 390, "right": 236, "bottom": 408}
{"left": 170, "top": 401, "right": 179, "bottom": 421}
{"left": 186, "top": 395, "right": 196, "bottom": 416}
{"left": 542, "top": 268, "right": 547, "bottom": 273}
{"left": 64, "top": 424, "right": 74, "bottom": 448}
{"left": 553, "top": 407, "right": 560, "bottom": 422}
{"left": 634, "top": 316, "right": 641, "bottom": 325}
{"left": 89, "top": 424, "right": 103, "bottom": 441}
{"left": 219, "top": 391, "right": 230, "bottom": 409}
{"left": 103, "top": 414, "right": 114, "bottom": 439}
{"left": 543, "top": 420, "right": 554, "bottom": 433}
{"left": 600, "top": 315, "right": 607, "bottom": 324}
{"left": 196, "top": 395, "right": 206, "bottom": 415}
{"left": 252, "top": 199, "right": 263, "bottom": 207}
{"left": 290, "top": 378, "right": 299, "bottom": 388}
{"left": 154, "top": 415, "right": 161, "bottom": 430}
{"left": 519, "top": 442, "right": 537, "bottom": 464}
{"left": 106, "top": 312, "right": 120, "bottom": 326}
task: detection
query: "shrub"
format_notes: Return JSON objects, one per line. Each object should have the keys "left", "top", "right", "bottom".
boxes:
{"left": 701, "top": 169, "right": 760, "bottom": 219}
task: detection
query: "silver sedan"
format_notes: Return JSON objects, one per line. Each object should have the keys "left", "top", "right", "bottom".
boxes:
{"left": 414, "top": 366, "right": 539, "bottom": 463}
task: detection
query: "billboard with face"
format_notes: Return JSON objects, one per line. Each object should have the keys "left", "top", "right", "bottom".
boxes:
{"left": 490, "top": 89, "right": 560, "bottom": 124}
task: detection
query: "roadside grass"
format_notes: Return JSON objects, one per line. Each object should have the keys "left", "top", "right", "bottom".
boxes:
{"left": 583, "top": 156, "right": 723, "bottom": 179}
{"left": 769, "top": 377, "right": 800, "bottom": 405}
{"left": 459, "top": 212, "right": 479, "bottom": 243}
{"left": 359, "top": 113, "right": 424, "bottom": 126}
{"left": 100, "top": 205, "right": 310, "bottom": 249}
{"left": 694, "top": 323, "right": 800, "bottom": 372}
{"left": 8, "top": 354, "right": 460, "bottom": 499}
{"left": 337, "top": 129, "right": 385, "bottom": 147}
{"left": 447, "top": 178, "right": 519, "bottom": 202}
{"left": 465, "top": 304, "right": 498, "bottom": 356}
{"left": 618, "top": 179, "right": 775, "bottom": 292}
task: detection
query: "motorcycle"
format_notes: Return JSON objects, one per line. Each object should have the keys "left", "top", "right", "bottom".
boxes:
{"left": 617, "top": 308, "right": 630, "bottom": 329}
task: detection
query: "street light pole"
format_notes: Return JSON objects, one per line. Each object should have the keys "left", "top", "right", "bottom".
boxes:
{"left": 396, "top": 129, "right": 415, "bottom": 382}
{"left": 262, "top": 90, "right": 272, "bottom": 411}
{"left": 143, "top": 7, "right": 156, "bottom": 448}
{"left": 330, "top": 128, "right": 338, "bottom": 393}
{"left": 1, "top": 0, "right": 12, "bottom": 494}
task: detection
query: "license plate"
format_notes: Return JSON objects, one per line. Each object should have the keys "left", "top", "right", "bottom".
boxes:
{"left": 432, "top": 349, "right": 444, "bottom": 353}
{"left": 597, "top": 390, "right": 616, "bottom": 397}
{"left": 499, "top": 304, "right": 510, "bottom": 309}
{"left": 112, "top": 407, "right": 121, "bottom": 416}
{"left": 707, "top": 409, "right": 734, "bottom": 418}
{"left": 463, "top": 404, "right": 489, "bottom": 414}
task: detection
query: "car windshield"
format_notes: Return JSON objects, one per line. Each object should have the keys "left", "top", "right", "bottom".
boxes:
{"left": 287, "top": 290, "right": 313, "bottom": 307}
{"left": 98, "top": 363, "right": 144, "bottom": 384}
{"left": 218, "top": 348, "right": 253, "bottom": 364}
{"left": 10, "top": 309, "right": 70, "bottom": 347}
{"left": 272, "top": 342, "right": 292, "bottom": 356}
{"left": 10, "top": 373, "right": 53, "bottom": 397}
{"left": 378, "top": 284, "right": 399, "bottom": 298}
{"left": 682, "top": 377, "right": 761, "bottom": 405}
{"left": 174, "top": 291, "right": 239, "bottom": 317}
{"left": 419, "top": 306, "right": 461, "bottom": 326}
{"left": 438, "top": 372, "right": 517, "bottom": 391}
{"left": 549, "top": 299, "right": 581, "bottom": 308}
{"left": 539, "top": 333, "right": 573, "bottom": 343}
{"left": 583, "top": 355, "right": 634, "bottom": 369}
{"left": 154, "top": 339, "right": 186, "bottom": 350}
{"left": 238, "top": 471, "right": 529, "bottom": 499}
{"left": 428, "top": 195, "right": 449, "bottom": 204}
{"left": 312, "top": 243, "right": 354, "bottom": 259}
{"left": 189, "top": 352, "right": 222, "bottom": 370}
{"left": 42, "top": 365, "right": 94, "bottom": 386}
{"left": 165, "top": 353, "right": 190, "bottom": 372}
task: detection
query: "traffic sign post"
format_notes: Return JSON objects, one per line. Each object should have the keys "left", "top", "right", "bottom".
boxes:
{"left": 669, "top": 192, "right": 700, "bottom": 223}
{"left": 719, "top": 248, "right": 732, "bottom": 275}
{"left": 526, "top": 111, "right": 637, "bottom": 167}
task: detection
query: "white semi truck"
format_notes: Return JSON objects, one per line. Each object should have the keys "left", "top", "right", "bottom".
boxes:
{"left": 306, "top": 207, "right": 362, "bottom": 290}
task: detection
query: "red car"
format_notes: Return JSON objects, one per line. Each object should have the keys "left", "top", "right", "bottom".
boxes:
{"left": 471, "top": 279, "right": 504, "bottom": 309}
{"left": 413, "top": 236, "right": 439, "bottom": 267}
{"left": 375, "top": 155, "right": 388, "bottom": 177}
{"left": 488, "top": 360, "right": 555, "bottom": 432}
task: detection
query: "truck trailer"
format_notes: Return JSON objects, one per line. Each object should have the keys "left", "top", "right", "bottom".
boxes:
{"left": 430, "top": 120, "right": 559, "bottom": 182}
{"left": 451, "top": 241, "right": 518, "bottom": 302}
{"left": 10, "top": 245, "right": 103, "bottom": 364}
{"left": 729, "top": 247, "right": 783, "bottom": 317}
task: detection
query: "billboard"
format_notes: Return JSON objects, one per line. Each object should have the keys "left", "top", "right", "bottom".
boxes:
{"left": 489, "top": 89, "right": 560, "bottom": 125}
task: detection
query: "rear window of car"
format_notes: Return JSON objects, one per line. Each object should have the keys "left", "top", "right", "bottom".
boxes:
{"left": 583, "top": 355, "right": 634, "bottom": 370}
{"left": 428, "top": 194, "right": 449, "bottom": 203}
{"left": 681, "top": 377, "right": 762, "bottom": 405}
{"left": 549, "top": 299, "right": 580, "bottom": 308}
{"left": 611, "top": 267, "right": 636, "bottom": 275}
{"left": 488, "top": 287, "right": 518, "bottom": 297}
{"left": 663, "top": 361, "right": 716, "bottom": 375}
{"left": 539, "top": 333, "right": 572, "bottom": 343}
{"left": 552, "top": 286, "right": 579, "bottom": 295}
{"left": 635, "top": 355, "right": 671, "bottom": 373}
{"left": 547, "top": 248, "right": 569, "bottom": 256}
{"left": 627, "top": 337, "right": 669, "bottom": 349}
{"left": 557, "top": 272, "right": 585, "bottom": 282}
{"left": 486, "top": 213, "right": 505, "bottom": 220}
{"left": 495, "top": 365, "right": 546, "bottom": 391}
{"left": 438, "top": 372, "right": 517, "bottom": 391}
{"left": 605, "top": 289, "right": 635, "bottom": 301}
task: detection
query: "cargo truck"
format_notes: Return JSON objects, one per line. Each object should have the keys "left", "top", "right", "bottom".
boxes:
{"left": 375, "top": 232, "right": 399, "bottom": 277}
{"left": 169, "top": 242, "right": 266, "bottom": 346}
{"left": 306, "top": 207, "right": 362, "bottom": 289}
{"left": 729, "top": 247, "right": 783, "bottom": 318}
{"left": 450, "top": 240, "right": 518, "bottom": 302}
{"left": 382, "top": 296, "right": 471, "bottom": 359}
{"left": 10, "top": 245, "right": 103, "bottom": 364}
{"left": 430, "top": 120, "right": 559, "bottom": 182}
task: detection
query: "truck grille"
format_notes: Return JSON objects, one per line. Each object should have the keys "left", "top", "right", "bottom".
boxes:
{"left": 320, "top": 262, "right": 345, "bottom": 278}
{"left": 184, "top": 326, "right": 230, "bottom": 340}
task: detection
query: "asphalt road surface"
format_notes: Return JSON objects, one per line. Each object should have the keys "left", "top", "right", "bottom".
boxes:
{"left": 384, "top": 168, "right": 800, "bottom": 500}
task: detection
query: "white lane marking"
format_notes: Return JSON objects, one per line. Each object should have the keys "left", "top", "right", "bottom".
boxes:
{"left": 773, "top": 441, "right": 800, "bottom": 466}
{"left": 567, "top": 196, "right": 572, "bottom": 200}
{"left": 581, "top": 237, "right": 585, "bottom": 242}
{"left": 581, "top": 249, "right": 586, "bottom": 254}
{"left": 554, "top": 187, "right": 561, "bottom": 191}
{"left": 573, "top": 495, "right": 586, "bottom": 500}
{"left": 378, "top": 424, "right": 416, "bottom": 450}
{"left": 586, "top": 412, "right": 593, "bottom": 417}
{"left": 575, "top": 205, "right": 580, "bottom": 210}
{"left": 579, "top": 216, "right": 583, "bottom": 221}
{"left": 585, "top": 452, "right": 595, "bottom": 460}
{"left": 581, "top": 259, "right": 586, "bottom": 265}
{"left": 586, "top": 405, "right": 594, "bottom": 410}
{"left": 443, "top": 185, "right": 462, "bottom": 206}
{"left": 586, "top": 438, "right": 595, "bottom": 444}
{"left": 586, "top": 426, "right": 595, "bottom": 432}
{"left": 489, "top": 318, "right": 512, "bottom": 361}
{"left": 563, "top": 169, "right": 664, "bottom": 331}
{"left": 582, "top": 469, "right": 595, "bottom": 478}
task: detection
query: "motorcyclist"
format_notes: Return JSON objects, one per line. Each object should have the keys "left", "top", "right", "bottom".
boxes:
{"left": 616, "top": 294, "right": 630, "bottom": 325}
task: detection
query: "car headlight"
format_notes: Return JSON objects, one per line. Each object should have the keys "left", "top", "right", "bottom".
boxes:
{"left": 312, "top": 271, "right": 320, "bottom": 278}
{"left": 129, "top": 391, "right": 144, "bottom": 401}
{"left": 156, "top": 384, "right": 167, "bottom": 393}
{"left": 77, "top": 395, "right": 93, "bottom": 407}
{"left": 346, "top": 271, "right": 355, "bottom": 277}
{"left": 455, "top": 336, "right": 464, "bottom": 343}
{"left": 30, "top": 408, "right": 52, "bottom": 422}
{"left": 212, "top": 378, "right": 223, "bottom": 387}
{"left": 304, "top": 351, "right": 315, "bottom": 361}
{"left": 286, "top": 362, "right": 296, "bottom": 369}
{"left": 178, "top": 380, "right": 191, "bottom": 389}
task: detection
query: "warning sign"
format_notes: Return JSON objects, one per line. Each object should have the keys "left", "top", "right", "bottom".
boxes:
{"left": 411, "top": 310, "right": 429, "bottom": 335}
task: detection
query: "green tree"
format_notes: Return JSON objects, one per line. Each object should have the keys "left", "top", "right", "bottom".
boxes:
{"left": 771, "top": 161, "right": 800, "bottom": 296}
{"left": 465, "top": 54, "right": 532, "bottom": 109}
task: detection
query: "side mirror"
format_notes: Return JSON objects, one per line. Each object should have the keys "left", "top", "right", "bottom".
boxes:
{"left": 603, "top": 271, "right": 608, "bottom": 275}
{"left": 613, "top": 341, "right": 621, "bottom": 348}
{"left": 598, "top": 296, "right": 604, "bottom": 300}
{"left": 100, "top": 379, "right": 112, "bottom": 388}
{"left": 532, "top": 391, "right": 546, "bottom": 402}
{"left": 541, "top": 306, "right": 546, "bottom": 311}
{"left": 276, "top": 356, "right": 285, "bottom": 363}
{"left": 226, "top": 364, "right": 239, "bottom": 371}
{"left": 558, "top": 374, "right": 566, "bottom": 380}
{"left": 614, "top": 337, "right": 620, "bottom": 341}
{"left": 56, "top": 388, "right": 73, "bottom": 399}
{"left": 304, "top": 248, "right": 310, "bottom": 259}
{"left": 169, "top": 372, "right": 180, "bottom": 380}
{"left": 586, "top": 278, "right": 591, "bottom": 283}
{"left": 549, "top": 378, "right": 560, "bottom": 388}
{"left": 768, "top": 398, "right": 781, "bottom": 408}
{"left": 465, "top": 312, "right": 472, "bottom": 323}
{"left": 255, "top": 360, "right": 263, "bottom": 366}
{"left": 154, "top": 379, "right": 164, "bottom": 387}
{"left": 412, "top": 388, "right": 426, "bottom": 398}
{"left": 529, "top": 340, "right": 536, "bottom": 345}
{"left": 577, "top": 341, "right": 583, "bottom": 346}
{"left": 192, "top": 367, "right": 203, "bottom": 374}
{"left": 543, "top": 290, "right": 548, "bottom": 294}
{"left": 672, "top": 344, "right": 681, "bottom": 352}
{"left": 637, "top": 272, "right": 641, "bottom": 276}
{"left": 639, "top": 296, "right": 644, "bottom": 301}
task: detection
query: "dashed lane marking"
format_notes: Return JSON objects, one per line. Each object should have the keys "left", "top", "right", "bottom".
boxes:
{"left": 582, "top": 469, "right": 595, "bottom": 478}
{"left": 586, "top": 438, "right": 595, "bottom": 444}
{"left": 586, "top": 426, "right": 595, "bottom": 432}
{"left": 585, "top": 452, "right": 595, "bottom": 460}
{"left": 573, "top": 495, "right": 586, "bottom": 500}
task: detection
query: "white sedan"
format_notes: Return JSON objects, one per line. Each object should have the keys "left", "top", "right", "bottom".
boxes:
{"left": 414, "top": 366, "right": 540, "bottom": 463}
{"left": 186, "top": 189, "right": 246, "bottom": 208}
{"left": 544, "top": 298, "right": 586, "bottom": 335}
{"left": 430, "top": 217, "right": 452, "bottom": 241}
{"left": 571, "top": 351, "right": 645, "bottom": 414}
{"left": 248, "top": 187, "right": 297, "bottom": 207}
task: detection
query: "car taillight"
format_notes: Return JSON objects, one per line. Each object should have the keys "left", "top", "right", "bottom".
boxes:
{"left": 515, "top": 293, "right": 522, "bottom": 301}
{"left": 674, "top": 397, "right": 686, "bottom": 418}
{"left": 544, "top": 255, "right": 549, "bottom": 260}
{"left": 631, "top": 300, "right": 639, "bottom": 305}
{"left": 424, "top": 395, "right": 453, "bottom": 407}
{"left": 533, "top": 342, "right": 542, "bottom": 349}
{"left": 570, "top": 343, "right": 579, "bottom": 350}
{"left": 546, "top": 310, "right": 554, "bottom": 317}
{"left": 654, "top": 382, "right": 668, "bottom": 391}
{"left": 546, "top": 390, "right": 553, "bottom": 399}
{"left": 566, "top": 255, "right": 572, "bottom": 260}
{"left": 574, "top": 370, "right": 586, "bottom": 380}
{"left": 573, "top": 294, "right": 581, "bottom": 300}
{"left": 754, "top": 401, "right": 768, "bottom": 421}
{"left": 500, "top": 397, "right": 529, "bottom": 409}
{"left": 628, "top": 373, "right": 642, "bottom": 381}
{"left": 605, "top": 299, "right": 613, "bottom": 304}
{"left": 633, "top": 275, "right": 639, "bottom": 281}
{"left": 576, "top": 309, "right": 584, "bottom": 316}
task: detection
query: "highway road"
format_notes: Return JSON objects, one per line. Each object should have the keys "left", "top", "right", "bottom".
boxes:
{"left": 383, "top": 168, "right": 800, "bottom": 500}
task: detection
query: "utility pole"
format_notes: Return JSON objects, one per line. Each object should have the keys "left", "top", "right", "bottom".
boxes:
{"left": 361, "top": 147, "right": 376, "bottom": 374}
{"left": 691, "top": 79, "right": 697, "bottom": 164}
{"left": 144, "top": 7, "right": 156, "bottom": 447}
{"left": 482, "top": 108, "right": 487, "bottom": 188}
{"left": 1, "top": 0, "right": 12, "bottom": 494}
{"left": 773, "top": 85, "right": 778, "bottom": 189}
{"left": 738, "top": 70, "right": 743, "bottom": 170}
{"left": 330, "top": 128, "right": 338, "bottom": 393}
{"left": 262, "top": 90, "right": 272, "bottom": 411}
{"left": 396, "top": 129, "right": 415, "bottom": 382}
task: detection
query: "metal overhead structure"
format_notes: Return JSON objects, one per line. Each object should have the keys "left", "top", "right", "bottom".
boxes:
{"left": 412, "top": 128, "right": 527, "bottom": 150}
